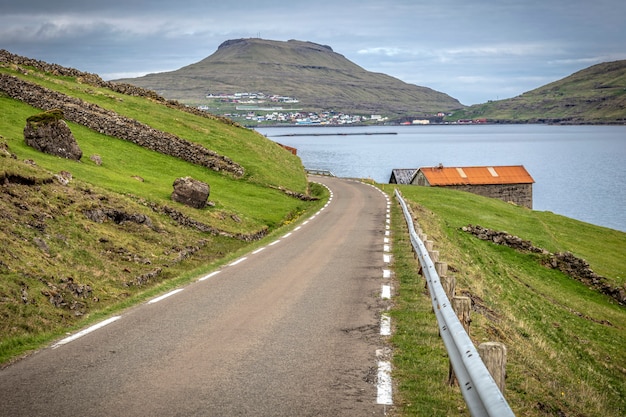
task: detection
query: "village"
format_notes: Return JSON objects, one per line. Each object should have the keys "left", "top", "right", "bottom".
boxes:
{"left": 198, "top": 91, "right": 457, "bottom": 125}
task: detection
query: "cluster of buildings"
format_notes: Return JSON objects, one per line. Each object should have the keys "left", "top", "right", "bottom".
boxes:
{"left": 237, "top": 111, "right": 388, "bottom": 125}
{"left": 199, "top": 91, "right": 391, "bottom": 125}
{"left": 205, "top": 91, "right": 300, "bottom": 104}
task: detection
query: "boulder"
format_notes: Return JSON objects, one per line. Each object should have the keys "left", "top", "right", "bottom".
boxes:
{"left": 24, "top": 109, "right": 82, "bottom": 160}
{"left": 171, "top": 177, "right": 210, "bottom": 209}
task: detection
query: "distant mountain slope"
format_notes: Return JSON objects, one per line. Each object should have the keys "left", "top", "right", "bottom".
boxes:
{"left": 115, "top": 38, "right": 463, "bottom": 117}
{"left": 450, "top": 60, "right": 626, "bottom": 124}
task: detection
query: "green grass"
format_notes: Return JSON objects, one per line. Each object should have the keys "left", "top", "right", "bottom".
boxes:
{"left": 1, "top": 65, "right": 307, "bottom": 192}
{"left": 0, "top": 63, "right": 327, "bottom": 364}
{"left": 380, "top": 184, "right": 626, "bottom": 417}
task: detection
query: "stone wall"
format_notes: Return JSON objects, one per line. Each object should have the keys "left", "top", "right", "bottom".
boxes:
{"left": 0, "top": 73, "right": 243, "bottom": 177}
{"left": 463, "top": 224, "right": 626, "bottom": 306}
{"left": 0, "top": 49, "right": 245, "bottom": 176}
{"left": 0, "top": 49, "right": 241, "bottom": 127}
{"left": 445, "top": 183, "right": 533, "bottom": 209}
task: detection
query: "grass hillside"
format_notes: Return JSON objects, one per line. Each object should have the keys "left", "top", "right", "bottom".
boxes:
{"left": 449, "top": 60, "right": 626, "bottom": 124}
{"left": 0, "top": 57, "right": 326, "bottom": 363}
{"left": 116, "top": 38, "right": 463, "bottom": 118}
{"left": 381, "top": 183, "right": 626, "bottom": 417}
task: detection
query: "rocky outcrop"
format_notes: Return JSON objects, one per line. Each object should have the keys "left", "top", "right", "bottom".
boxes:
{"left": 171, "top": 177, "right": 210, "bottom": 209}
{"left": 462, "top": 224, "right": 626, "bottom": 305}
{"left": 0, "top": 73, "right": 244, "bottom": 177}
{"left": 83, "top": 208, "right": 154, "bottom": 228}
{"left": 24, "top": 109, "right": 82, "bottom": 160}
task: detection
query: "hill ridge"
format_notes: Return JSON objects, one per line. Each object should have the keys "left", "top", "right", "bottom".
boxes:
{"left": 115, "top": 38, "right": 464, "bottom": 117}
{"left": 451, "top": 59, "right": 626, "bottom": 124}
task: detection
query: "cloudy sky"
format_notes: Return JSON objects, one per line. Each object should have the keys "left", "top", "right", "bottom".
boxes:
{"left": 1, "top": 0, "right": 625, "bottom": 105}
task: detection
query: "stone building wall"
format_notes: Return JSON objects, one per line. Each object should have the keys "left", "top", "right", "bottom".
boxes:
{"left": 445, "top": 183, "right": 533, "bottom": 208}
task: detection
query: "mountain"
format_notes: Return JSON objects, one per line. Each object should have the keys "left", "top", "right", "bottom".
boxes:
{"left": 449, "top": 60, "right": 626, "bottom": 124}
{"left": 114, "top": 38, "right": 463, "bottom": 118}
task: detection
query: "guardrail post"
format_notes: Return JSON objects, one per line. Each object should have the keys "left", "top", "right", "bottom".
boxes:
{"left": 435, "top": 261, "right": 447, "bottom": 277}
{"left": 448, "top": 296, "right": 472, "bottom": 386}
{"left": 441, "top": 275, "right": 456, "bottom": 301}
{"left": 478, "top": 342, "right": 507, "bottom": 395}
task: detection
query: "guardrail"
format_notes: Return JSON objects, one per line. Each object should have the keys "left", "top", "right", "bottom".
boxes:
{"left": 395, "top": 189, "right": 516, "bottom": 417}
{"left": 305, "top": 168, "right": 336, "bottom": 177}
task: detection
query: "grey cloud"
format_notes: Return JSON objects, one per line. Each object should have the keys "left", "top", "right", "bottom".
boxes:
{"left": 1, "top": 0, "right": 625, "bottom": 104}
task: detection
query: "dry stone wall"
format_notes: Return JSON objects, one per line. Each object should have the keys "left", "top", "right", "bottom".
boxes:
{"left": 463, "top": 224, "right": 626, "bottom": 305}
{"left": 0, "top": 65, "right": 244, "bottom": 177}
{"left": 0, "top": 49, "right": 240, "bottom": 127}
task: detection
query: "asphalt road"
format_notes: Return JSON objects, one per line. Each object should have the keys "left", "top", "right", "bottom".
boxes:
{"left": 0, "top": 176, "right": 392, "bottom": 416}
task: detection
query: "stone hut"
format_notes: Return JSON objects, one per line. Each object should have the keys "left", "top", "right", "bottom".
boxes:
{"left": 411, "top": 165, "right": 534, "bottom": 208}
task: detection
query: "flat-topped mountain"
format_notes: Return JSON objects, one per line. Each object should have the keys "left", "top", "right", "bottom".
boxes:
{"left": 114, "top": 38, "right": 463, "bottom": 117}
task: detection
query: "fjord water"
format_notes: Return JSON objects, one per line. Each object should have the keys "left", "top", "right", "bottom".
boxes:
{"left": 258, "top": 124, "right": 626, "bottom": 232}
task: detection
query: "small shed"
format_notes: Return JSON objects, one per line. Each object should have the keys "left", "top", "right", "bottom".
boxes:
{"left": 389, "top": 168, "right": 417, "bottom": 185}
{"left": 411, "top": 165, "right": 535, "bottom": 208}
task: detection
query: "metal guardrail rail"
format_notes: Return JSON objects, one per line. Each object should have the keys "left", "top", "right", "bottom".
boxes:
{"left": 305, "top": 168, "right": 335, "bottom": 177}
{"left": 395, "top": 189, "right": 516, "bottom": 417}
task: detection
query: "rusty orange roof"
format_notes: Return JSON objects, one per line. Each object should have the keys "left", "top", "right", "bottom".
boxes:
{"left": 417, "top": 165, "right": 534, "bottom": 186}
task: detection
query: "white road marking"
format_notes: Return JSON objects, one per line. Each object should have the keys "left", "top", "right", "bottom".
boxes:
{"left": 199, "top": 271, "right": 221, "bottom": 281}
{"left": 383, "top": 254, "right": 391, "bottom": 263}
{"left": 283, "top": 232, "right": 292, "bottom": 238}
{"left": 294, "top": 226, "right": 302, "bottom": 231}
{"left": 383, "top": 269, "right": 391, "bottom": 278}
{"left": 384, "top": 244, "right": 390, "bottom": 252}
{"left": 52, "top": 316, "right": 121, "bottom": 348}
{"left": 381, "top": 285, "right": 391, "bottom": 299}
{"left": 381, "top": 314, "right": 391, "bottom": 336}
{"left": 252, "top": 247, "right": 266, "bottom": 255}
{"left": 384, "top": 237, "right": 390, "bottom": 244}
{"left": 148, "top": 289, "right": 184, "bottom": 304}
{"left": 229, "top": 257, "right": 248, "bottom": 266}
{"left": 377, "top": 360, "right": 393, "bottom": 405}
{"left": 269, "top": 240, "right": 281, "bottom": 246}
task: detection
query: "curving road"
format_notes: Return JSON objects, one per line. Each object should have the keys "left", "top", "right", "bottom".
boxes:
{"left": 0, "top": 176, "right": 392, "bottom": 416}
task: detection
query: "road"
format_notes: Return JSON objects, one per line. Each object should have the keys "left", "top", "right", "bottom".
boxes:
{"left": 0, "top": 176, "right": 392, "bottom": 416}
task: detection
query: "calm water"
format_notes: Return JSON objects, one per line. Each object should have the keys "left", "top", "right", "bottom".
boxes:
{"left": 257, "top": 124, "right": 626, "bottom": 232}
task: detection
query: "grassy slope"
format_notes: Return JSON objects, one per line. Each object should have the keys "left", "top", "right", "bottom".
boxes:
{"left": 0, "top": 64, "right": 326, "bottom": 363}
{"left": 380, "top": 183, "right": 626, "bottom": 417}
{"left": 449, "top": 60, "right": 626, "bottom": 123}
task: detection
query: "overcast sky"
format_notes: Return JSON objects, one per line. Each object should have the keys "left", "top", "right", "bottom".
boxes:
{"left": 1, "top": 0, "right": 625, "bottom": 105}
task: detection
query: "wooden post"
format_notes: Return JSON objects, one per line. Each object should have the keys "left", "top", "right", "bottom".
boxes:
{"left": 435, "top": 261, "right": 447, "bottom": 277}
{"left": 447, "top": 296, "right": 471, "bottom": 386}
{"left": 452, "top": 296, "right": 471, "bottom": 335}
{"left": 441, "top": 275, "right": 456, "bottom": 301}
{"left": 429, "top": 250, "right": 439, "bottom": 263}
{"left": 478, "top": 342, "right": 507, "bottom": 395}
